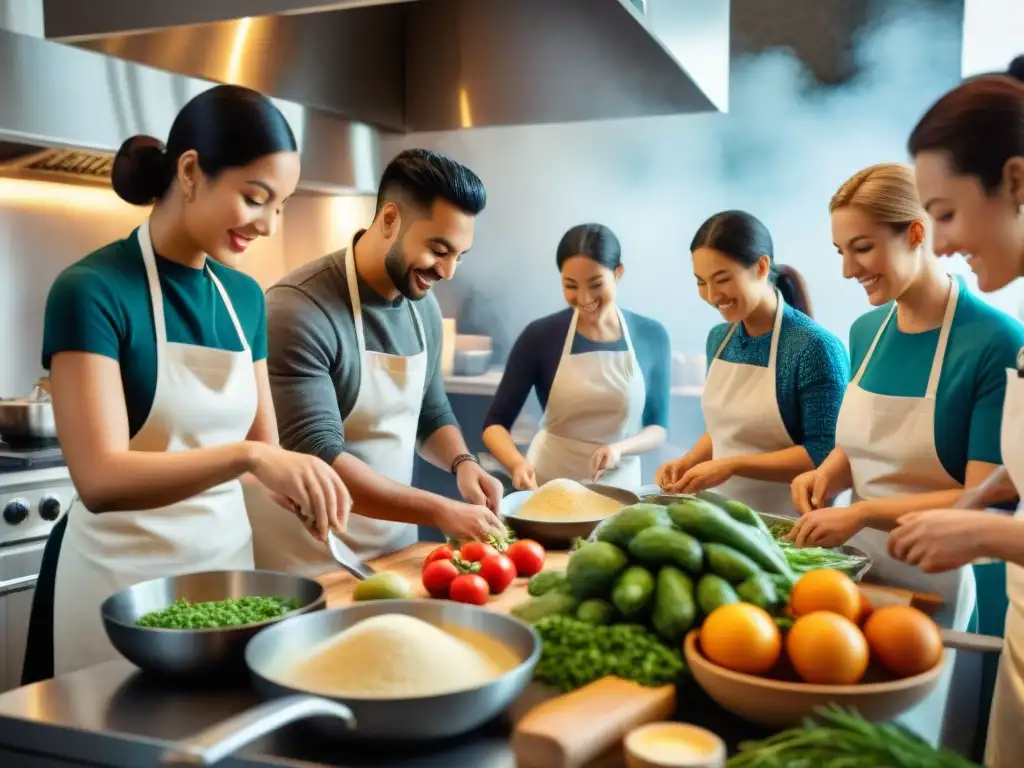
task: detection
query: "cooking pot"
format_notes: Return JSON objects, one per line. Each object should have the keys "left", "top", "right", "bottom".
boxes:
{"left": 0, "top": 383, "right": 56, "bottom": 439}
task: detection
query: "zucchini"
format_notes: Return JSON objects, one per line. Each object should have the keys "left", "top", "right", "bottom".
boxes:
{"left": 704, "top": 543, "right": 761, "bottom": 583}
{"left": 594, "top": 504, "right": 667, "bottom": 548}
{"left": 566, "top": 541, "right": 629, "bottom": 599}
{"left": 737, "top": 572, "right": 780, "bottom": 611}
{"left": 627, "top": 526, "right": 704, "bottom": 574}
{"left": 652, "top": 566, "right": 697, "bottom": 644}
{"left": 668, "top": 498, "right": 793, "bottom": 577}
{"left": 510, "top": 590, "right": 579, "bottom": 624}
{"left": 611, "top": 565, "right": 656, "bottom": 620}
{"left": 696, "top": 574, "right": 740, "bottom": 615}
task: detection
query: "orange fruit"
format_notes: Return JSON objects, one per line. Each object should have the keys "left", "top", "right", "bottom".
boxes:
{"left": 700, "top": 603, "right": 782, "bottom": 676}
{"left": 857, "top": 590, "right": 874, "bottom": 624}
{"left": 786, "top": 611, "right": 869, "bottom": 685}
{"left": 789, "top": 569, "right": 861, "bottom": 621}
{"left": 864, "top": 605, "right": 943, "bottom": 678}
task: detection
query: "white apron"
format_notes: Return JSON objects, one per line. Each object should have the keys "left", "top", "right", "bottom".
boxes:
{"left": 52, "top": 221, "right": 257, "bottom": 676}
{"left": 836, "top": 277, "right": 977, "bottom": 749}
{"left": 985, "top": 365, "right": 1024, "bottom": 767}
{"left": 525, "top": 307, "right": 646, "bottom": 491}
{"left": 701, "top": 291, "right": 795, "bottom": 515}
{"left": 248, "top": 243, "right": 426, "bottom": 572}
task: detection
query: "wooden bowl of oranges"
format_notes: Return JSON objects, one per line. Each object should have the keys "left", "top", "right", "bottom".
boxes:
{"left": 683, "top": 569, "right": 947, "bottom": 728}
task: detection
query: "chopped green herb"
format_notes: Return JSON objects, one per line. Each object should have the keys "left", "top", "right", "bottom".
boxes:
{"left": 136, "top": 596, "right": 300, "bottom": 629}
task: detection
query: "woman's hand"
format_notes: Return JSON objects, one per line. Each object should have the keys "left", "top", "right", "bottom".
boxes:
{"left": 510, "top": 460, "right": 538, "bottom": 491}
{"left": 671, "top": 458, "right": 736, "bottom": 494}
{"left": 434, "top": 500, "right": 507, "bottom": 543}
{"left": 787, "top": 504, "right": 867, "bottom": 548}
{"left": 249, "top": 443, "right": 351, "bottom": 543}
{"left": 456, "top": 461, "right": 504, "bottom": 511}
{"left": 591, "top": 444, "right": 622, "bottom": 482}
{"left": 888, "top": 509, "right": 987, "bottom": 573}
{"left": 655, "top": 455, "right": 697, "bottom": 489}
{"left": 791, "top": 468, "right": 833, "bottom": 516}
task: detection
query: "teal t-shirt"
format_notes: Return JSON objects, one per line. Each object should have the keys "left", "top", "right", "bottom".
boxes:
{"left": 42, "top": 229, "right": 268, "bottom": 438}
{"left": 849, "top": 276, "right": 1024, "bottom": 483}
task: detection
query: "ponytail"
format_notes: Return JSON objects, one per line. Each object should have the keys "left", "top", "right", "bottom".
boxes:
{"left": 773, "top": 264, "right": 813, "bottom": 318}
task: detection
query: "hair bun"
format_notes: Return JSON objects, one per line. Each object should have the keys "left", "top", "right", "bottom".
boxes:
{"left": 1009, "top": 55, "right": 1024, "bottom": 83}
{"left": 111, "top": 135, "right": 170, "bottom": 206}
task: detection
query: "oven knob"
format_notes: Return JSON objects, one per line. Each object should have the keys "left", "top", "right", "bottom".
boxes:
{"left": 3, "top": 498, "right": 30, "bottom": 525}
{"left": 39, "top": 495, "right": 62, "bottom": 521}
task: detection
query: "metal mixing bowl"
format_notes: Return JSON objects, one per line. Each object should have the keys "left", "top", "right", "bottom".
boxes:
{"left": 101, "top": 569, "right": 326, "bottom": 679}
{"left": 501, "top": 482, "right": 640, "bottom": 545}
{"left": 246, "top": 599, "right": 541, "bottom": 741}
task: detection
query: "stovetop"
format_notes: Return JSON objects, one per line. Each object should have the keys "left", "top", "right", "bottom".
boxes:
{"left": 0, "top": 438, "right": 65, "bottom": 472}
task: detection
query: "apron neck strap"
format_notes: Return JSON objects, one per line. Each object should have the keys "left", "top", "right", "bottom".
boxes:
{"left": 925, "top": 276, "right": 960, "bottom": 397}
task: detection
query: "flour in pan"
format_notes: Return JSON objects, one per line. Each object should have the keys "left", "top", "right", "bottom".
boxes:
{"left": 515, "top": 479, "right": 624, "bottom": 522}
{"left": 279, "top": 614, "right": 514, "bottom": 698}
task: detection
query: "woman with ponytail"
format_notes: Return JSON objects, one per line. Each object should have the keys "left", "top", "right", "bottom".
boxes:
{"left": 29, "top": 85, "right": 351, "bottom": 679}
{"left": 877, "top": 57, "right": 1024, "bottom": 766}
{"left": 655, "top": 210, "right": 849, "bottom": 513}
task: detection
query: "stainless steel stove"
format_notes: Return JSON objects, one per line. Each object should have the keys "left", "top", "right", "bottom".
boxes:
{"left": 0, "top": 437, "right": 72, "bottom": 693}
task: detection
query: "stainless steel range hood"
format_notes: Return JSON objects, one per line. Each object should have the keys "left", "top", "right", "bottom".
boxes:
{"left": 0, "top": 27, "right": 380, "bottom": 193}
{"left": 42, "top": 0, "right": 728, "bottom": 132}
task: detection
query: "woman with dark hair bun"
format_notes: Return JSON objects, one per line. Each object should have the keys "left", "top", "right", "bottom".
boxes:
{"left": 880, "top": 56, "right": 1024, "bottom": 767}
{"left": 655, "top": 210, "right": 849, "bottom": 513}
{"left": 30, "top": 85, "right": 351, "bottom": 678}
{"left": 483, "top": 223, "right": 670, "bottom": 490}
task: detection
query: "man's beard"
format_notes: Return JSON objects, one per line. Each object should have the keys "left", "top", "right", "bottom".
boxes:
{"left": 384, "top": 241, "right": 425, "bottom": 301}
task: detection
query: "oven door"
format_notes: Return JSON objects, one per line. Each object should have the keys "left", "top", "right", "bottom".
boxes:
{"left": 0, "top": 539, "right": 45, "bottom": 692}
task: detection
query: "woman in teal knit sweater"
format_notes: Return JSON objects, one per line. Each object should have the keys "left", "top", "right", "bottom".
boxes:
{"left": 656, "top": 210, "right": 849, "bottom": 513}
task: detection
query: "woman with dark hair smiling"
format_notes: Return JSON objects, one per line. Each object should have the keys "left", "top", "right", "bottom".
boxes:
{"left": 29, "top": 85, "right": 350, "bottom": 678}
{"left": 656, "top": 211, "right": 848, "bottom": 512}
{"left": 483, "top": 223, "right": 670, "bottom": 491}
{"left": 881, "top": 56, "right": 1024, "bottom": 766}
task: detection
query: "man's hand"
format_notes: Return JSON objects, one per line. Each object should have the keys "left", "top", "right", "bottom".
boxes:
{"left": 434, "top": 499, "right": 506, "bottom": 543}
{"left": 456, "top": 460, "right": 504, "bottom": 512}
{"left": 511, "top": 460, "right": 538, "bottom": 491}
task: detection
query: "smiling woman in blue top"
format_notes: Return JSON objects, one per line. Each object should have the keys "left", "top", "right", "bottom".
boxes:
{"left": 482, "top": 223, "right": 670, "bottom": 491}
{"left": 655, "top": 211, "right": 849, "bottom": 513}
{"left": 788, "top": 162, "right": 1023, "bottom": 751}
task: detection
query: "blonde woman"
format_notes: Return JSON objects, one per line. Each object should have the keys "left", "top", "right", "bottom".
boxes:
{"left": 790, "top": 162, "right": 1023, "bottom": 750}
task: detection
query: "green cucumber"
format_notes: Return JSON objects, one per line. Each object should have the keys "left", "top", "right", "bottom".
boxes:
{"left": 704, "top": 543, "right": 761, "bottom": 583}
{"left": 651, "top": 566, "right": 697, "bottom": 644}
{"left": 593, "top": 504, "right": 667, "bottom": 548}
{"left": 627, "top": 526, "right": 704, "bottom": 574}
{"left": 528, "top": 570, "right": 568, "bottom": 597}
{"left": 611, "top": 565, "right": 656, "bottom": 620}
{"left": 510, "top": 590, "right": 579, "bottom": 624}
{"left": 668, "top": 498, "right": 793, "bottom": 577}
{"left": 737, "top": 572, "right": 780, "bottom": 611}
{"left": 566, "top": 541, "right": 629, "bottom": 599}
{"left": 576, "top": 598, "right": 615, "bottom": 626}
{"left": 696, "top": 573, "right": 740, "bottom": 615}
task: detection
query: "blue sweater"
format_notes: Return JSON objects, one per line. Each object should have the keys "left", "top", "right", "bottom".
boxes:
{"left": 484, "top": 308, "right": 671, "bottom": 432}
{"left": 705, "top": 304, "right": 849, "bottom": 466}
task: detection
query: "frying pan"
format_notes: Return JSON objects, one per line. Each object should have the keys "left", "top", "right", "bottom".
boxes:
{"left": 159, "top": 599, "right": 541, "bottom": 766}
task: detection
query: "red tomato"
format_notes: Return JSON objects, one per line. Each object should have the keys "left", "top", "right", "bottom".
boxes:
{"left": 460, "top": 541, "right": 500, "bottom": 563}
{"left": 478, "top": 554, "right": 516, "bottom": 595}
{"left": 507, "top": 539, "right": 546, "bottom": 577}
{"left": 424, "top": 544, "right": 455, "bottom": 567}
{"left": 422, "top": 560, "right": 459, "bottom": 598}
{"left": 449, "top": 574, "right": 490, "bottom": 605}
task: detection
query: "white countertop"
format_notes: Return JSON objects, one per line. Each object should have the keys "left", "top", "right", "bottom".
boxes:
{"left": 444, "top": 368, "right": 703, "bottom": 398}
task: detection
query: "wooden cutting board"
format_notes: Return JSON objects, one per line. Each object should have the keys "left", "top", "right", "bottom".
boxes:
{"left": 318, "top": 541, "right": 570, "bottom": 611}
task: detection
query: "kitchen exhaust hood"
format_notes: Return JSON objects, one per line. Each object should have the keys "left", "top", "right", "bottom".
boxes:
{"left": 0, "top": 27, "right": 380, "bottom": 194}
{"left": 42, "top": 0, "right": 729, "bottom": 132}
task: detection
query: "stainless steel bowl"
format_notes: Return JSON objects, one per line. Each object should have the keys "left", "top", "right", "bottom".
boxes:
{"left": 101, "top": 570, "right": 326, "bottom": 679}
{"left": 501, "top": 483, "right": 640, "bottom": 545}
{"left": 246, "top": 599, "right": 540, "bottom": 741}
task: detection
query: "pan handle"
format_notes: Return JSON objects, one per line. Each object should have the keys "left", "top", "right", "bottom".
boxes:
{"left": 159, "top": 694, "right": 356, "bottom": 766}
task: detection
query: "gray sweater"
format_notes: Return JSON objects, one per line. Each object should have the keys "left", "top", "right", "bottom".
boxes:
{"left": 265, "top": 238, "right": 458, "bottom": 465}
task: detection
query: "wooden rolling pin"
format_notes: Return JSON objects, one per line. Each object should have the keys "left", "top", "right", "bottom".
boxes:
{"left": 513, "top": 677, "right": 676, "bottom": 768}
